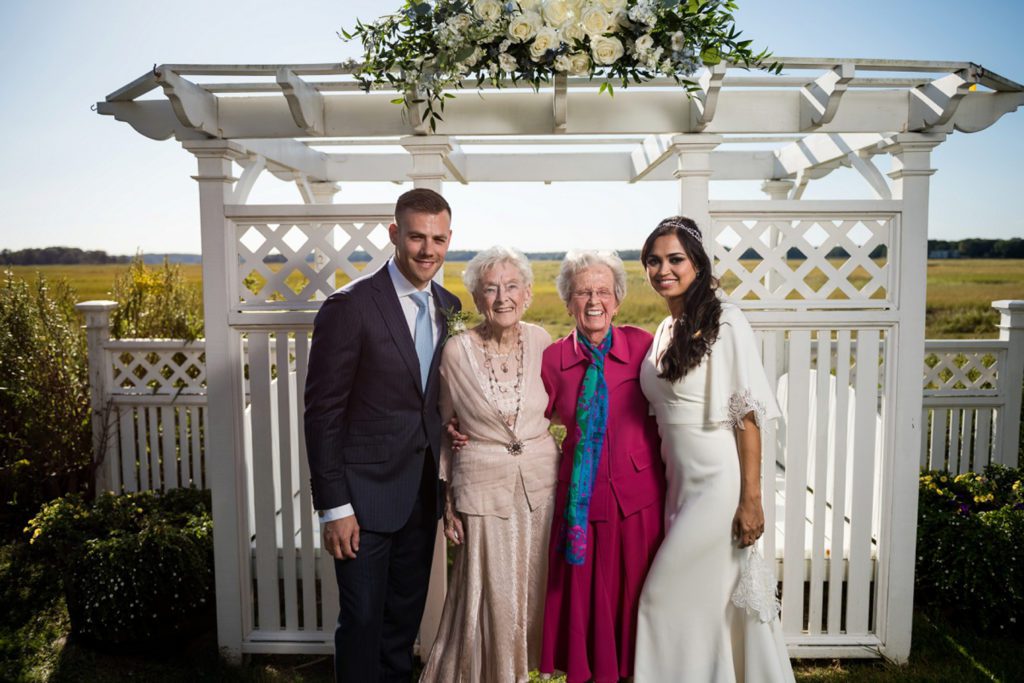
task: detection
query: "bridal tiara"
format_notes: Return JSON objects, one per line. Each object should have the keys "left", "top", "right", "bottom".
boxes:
{"left": 660, "top": 217, "right": 703, "bottom": 244}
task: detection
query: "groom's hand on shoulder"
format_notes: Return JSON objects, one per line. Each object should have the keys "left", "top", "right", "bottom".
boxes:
{"left": 324, "top": 516, "right": 360, "bottom": 560}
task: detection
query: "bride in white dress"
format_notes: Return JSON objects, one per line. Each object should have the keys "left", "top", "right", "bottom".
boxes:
{"left": 634, "top": 216, "right": 795, "bottom": 683}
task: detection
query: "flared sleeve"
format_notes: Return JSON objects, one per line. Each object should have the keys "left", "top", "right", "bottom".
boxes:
{"left": 706, "top": 303, "right": 781, "bottom": 431}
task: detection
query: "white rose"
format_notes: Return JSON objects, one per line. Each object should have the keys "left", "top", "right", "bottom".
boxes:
{"left": 499, "top": 39, "right": 512, "bottom": 52}
{"left": 508, "top": 11, "right": 542, "bottom": 42}
{"left": 634, "top": 33, "right": 654, "bottom": 55}
{"left": 568, "top": 51, "right": 591, "bottom": 74}
{"left": 498, "top": 52, "right": 519, "bottom": 72}
{"left": 670, "top": 30, "right": 686, "bottom": 52}
{"left": 473, "top": 0, "right": 503, "bottom": 22}
{"left": 580, "top": 7, "right": 610, "bottom": 36}
{"left": 518, "top": 0, "right": 542, "bottom": 10}
{"left": 590, "top": 35, "right": 624, "bottom": 65}
{"left": 529, "top": 26, "right": 560, "bottom": 60}
{"left": 561, "top": 22, "right": 585, "bottom": 44}
{"left": 447, "top": 13, "right": 472, "bottom": 34}
{"left": 542, "top": 0, "right": 572, "bottom": 27}
{"left": 554, "top": 54, "right": 572, "bottom": 72}
{"left": 597, "top": 0, "right": 627, "bottom": 11}
{"left": 610, "top": 8, "right": 629, "bottom": 30}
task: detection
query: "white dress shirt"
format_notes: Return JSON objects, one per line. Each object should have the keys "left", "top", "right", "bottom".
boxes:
{"left": 319, "top": 259, "right": 439, "bottom": 524}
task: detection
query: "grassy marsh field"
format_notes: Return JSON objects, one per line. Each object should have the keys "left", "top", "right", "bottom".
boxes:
{"left": 9, "top": 258, "right": 1024, "bottom": 339}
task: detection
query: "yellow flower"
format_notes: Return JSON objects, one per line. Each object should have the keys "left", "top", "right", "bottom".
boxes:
{"left": 940, "top": 475, "right": 948, "bottom": 483}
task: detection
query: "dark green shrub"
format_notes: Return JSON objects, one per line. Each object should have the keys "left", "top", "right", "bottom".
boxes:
{"left": 110, "top": 254, "right": 203, "bottom": 340}
{"left": 26, "top": 488, "right": 213, "bottom": 646}
{"left": 915, "top": 466, "right": 1024, "bottom": 632}
{"left": 0, "top": 271, "right": 92, "bottom": 530}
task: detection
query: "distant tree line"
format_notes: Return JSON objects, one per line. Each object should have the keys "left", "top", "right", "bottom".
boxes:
{"left": 1, "top": 247, "right": 129, "bottom": 265}
{"left": 928, "top": 238, "right": 1024, "bottom": 258}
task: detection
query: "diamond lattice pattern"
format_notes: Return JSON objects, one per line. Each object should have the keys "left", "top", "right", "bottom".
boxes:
{"left": 111, "top": 348, "right": 206, "bottom": 395}
{"left": 236, "top": 219, "right": 394, "bottom": 307}
{"left": 923, "top": 351, "right": 1001, "bottom": 394}
{"left": 711, "top": 215, "right": 893, "bottom": 305}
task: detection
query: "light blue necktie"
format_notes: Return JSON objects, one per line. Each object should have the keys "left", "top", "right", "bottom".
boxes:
{"left": 411, "top": 291, "right": 433, "bottom": 391}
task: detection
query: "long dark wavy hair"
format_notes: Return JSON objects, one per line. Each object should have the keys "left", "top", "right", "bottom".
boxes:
{"left": 641, "top": 216, "right": 722, "bottom": 382}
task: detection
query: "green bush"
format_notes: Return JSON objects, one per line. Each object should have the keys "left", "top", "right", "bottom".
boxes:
{"left": 0, "top": 270, "right": 92, "bottom": 530}
{"left": 110, "top": 254, "right": 203, "bottom": 340}
{"left": 26, "top": 488, "right": 213, "bottom": 646}
{"left": 915, "top": 466, "right": 1024, "bottom": 632}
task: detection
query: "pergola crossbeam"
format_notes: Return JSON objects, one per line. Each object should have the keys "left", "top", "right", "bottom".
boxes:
{"left": 277, "top": 69, "right": 326, "bottom": 136}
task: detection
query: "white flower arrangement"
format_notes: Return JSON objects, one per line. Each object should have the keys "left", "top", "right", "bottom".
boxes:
{"left": 343, "top": 0, "right": 777, "bottom": 131}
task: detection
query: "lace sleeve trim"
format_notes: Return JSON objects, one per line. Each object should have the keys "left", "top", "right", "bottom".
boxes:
{"left": 725, "top": 388, "right": 767, "bottom": 431}
{"left": 731, "top": 545, "right": 780, "bottom": 624}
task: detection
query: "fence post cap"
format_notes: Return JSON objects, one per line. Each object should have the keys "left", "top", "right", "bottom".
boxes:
{"left": 75, "top": 300, "right": 119, "bottom": 312}
{"left": 991, "top": 299, "right": 1024, "bottom": 312}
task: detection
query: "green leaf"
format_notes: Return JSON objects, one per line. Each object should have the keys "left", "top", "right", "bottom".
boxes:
{"left": 390, "top": 97, "right": 406, "bottom": 104}
{"left": 414, "top": 2, "right": 431, "bottom": 16}
{"left": 701, "top": 46, "right": 721, "bottom": 65}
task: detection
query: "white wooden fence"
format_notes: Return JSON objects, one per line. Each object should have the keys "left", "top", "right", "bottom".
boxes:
{"left": 78, "top": 288, "right": 1023, "bottom": 658}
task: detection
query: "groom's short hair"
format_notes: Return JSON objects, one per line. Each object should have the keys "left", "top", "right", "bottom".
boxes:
{"left": 395, "top": 188, "right": 451, "bottom": 227}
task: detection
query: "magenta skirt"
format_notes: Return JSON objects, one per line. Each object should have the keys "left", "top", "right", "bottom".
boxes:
{"left": 540, "top": 483, "right": 664, "bottom": 683}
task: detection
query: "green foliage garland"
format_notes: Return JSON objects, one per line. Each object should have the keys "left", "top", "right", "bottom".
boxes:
{"left": 343, "top": 0, "right": 778, "bottom": 131}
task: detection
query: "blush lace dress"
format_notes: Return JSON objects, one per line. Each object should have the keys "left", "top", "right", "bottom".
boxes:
{"left": 419, "top": 322, "right": 559, "bottom": 683}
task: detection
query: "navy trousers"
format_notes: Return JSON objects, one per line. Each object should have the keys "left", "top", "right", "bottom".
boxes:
{"left": 333, "top": 454, "right": 437, "bottom": 682}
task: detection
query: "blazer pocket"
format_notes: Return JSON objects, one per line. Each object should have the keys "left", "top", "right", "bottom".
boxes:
{"left": 341, "top": 444, "right": 390, "bottom": 464}
{"left": 629, "top": 447, "right": 654, "bottom": 472}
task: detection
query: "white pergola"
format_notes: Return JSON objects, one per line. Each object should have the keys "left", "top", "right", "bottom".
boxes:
{"left": 99, "top": 57, "right": 1023, "bottom": 663}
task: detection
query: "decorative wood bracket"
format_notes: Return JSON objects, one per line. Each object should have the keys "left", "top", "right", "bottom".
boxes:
{"left": 277, "top": 68, "right": 325, "bottom": 136}
{"left": 909, "top": 66, "right": 977, "bottom": 131}
{"left": 630, "top": 134, "right": 674, "bottom": 183}
{"left": 154, "top": 68, "right": 219, "bottom": 137}
{"left": 443, "top": 139, "right": 468, "bottom": 185}
{"left": 231, "top": 154, "right": 266, "bottom": 204}
{"left": 553, "top": 73, "right": 568, "bottom": 133}
{"left": 690, "top": 63, "right": 727, "bottom": 131}
{"left": 800, "top": 63, "right": 855, "bottom": 129}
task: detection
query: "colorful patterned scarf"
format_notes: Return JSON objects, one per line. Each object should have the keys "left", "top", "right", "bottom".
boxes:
{"left": 560, "top": 329, "right": 612, "bottom": 565}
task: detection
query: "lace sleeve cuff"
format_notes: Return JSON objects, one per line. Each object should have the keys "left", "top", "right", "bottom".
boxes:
{"left": 725, "top": 388, "right": 767, "bottom": 431}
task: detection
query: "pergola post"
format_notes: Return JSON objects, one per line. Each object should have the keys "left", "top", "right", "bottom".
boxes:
{"left": 308, "top": 181, "right": 342, "bottom": 296}
{"left": 672, "top": 134, "right": 722, "bottom": 254}
{"left": 184, "top": 139, "right": 251, "bottom": 663}
{"left": 400, "top": 134, "right": 452, "bottom": 657}
{"left": 761, "top": 179, "right": 795, "bottom": 201}
{"left": 876, "top": 132, "right": 944, "bottom": 663}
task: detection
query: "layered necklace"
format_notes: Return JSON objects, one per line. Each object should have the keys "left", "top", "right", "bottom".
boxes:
{"left": 479, "top": 323, "right": 525, "bottom": 455}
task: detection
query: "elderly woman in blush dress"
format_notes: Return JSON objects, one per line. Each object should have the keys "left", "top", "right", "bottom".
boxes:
{"left": 538, "top": 250, "right": 666, "bottom": 683}
{"left": 419, "top": 246, "right": 560, "bottom": 683}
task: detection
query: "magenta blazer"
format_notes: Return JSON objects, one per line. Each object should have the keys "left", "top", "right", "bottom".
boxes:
{"left": 541, "top": 325, "right": 665, "bottom": 521}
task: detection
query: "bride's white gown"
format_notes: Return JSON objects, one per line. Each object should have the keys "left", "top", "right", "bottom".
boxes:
{"left": 635, "top": 303, "right": 795, "bottom": 683}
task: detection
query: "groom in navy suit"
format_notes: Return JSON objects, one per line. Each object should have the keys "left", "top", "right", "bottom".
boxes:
{"left": 304, "top": 188, "right": 460, "bottom": 682}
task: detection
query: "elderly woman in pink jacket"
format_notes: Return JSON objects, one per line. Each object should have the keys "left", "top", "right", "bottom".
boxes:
{"left": 539, "top": 250, "right": 666, "bottom": 683}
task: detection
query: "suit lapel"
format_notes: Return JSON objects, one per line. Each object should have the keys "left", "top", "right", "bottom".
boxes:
{"left": 371, "top": 267, "right": 423, "bottom": 395}
{"left": 425, "top": 283, "right": 453, "bottom": 394}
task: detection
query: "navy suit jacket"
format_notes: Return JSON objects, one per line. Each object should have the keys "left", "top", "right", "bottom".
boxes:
{"left": 303, "top": 265, "right": 462, "bottom": 533}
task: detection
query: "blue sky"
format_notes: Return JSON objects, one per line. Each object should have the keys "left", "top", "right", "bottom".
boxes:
{"left": 0, "top": 0, "right": 1021, "bottom": 254}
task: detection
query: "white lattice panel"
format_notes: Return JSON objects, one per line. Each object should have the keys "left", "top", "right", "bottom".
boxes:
{"left": 235, "top": 218, "right": 393, "bottom": 308}
{"left": 109, "top": 343, "right": 206, "bottom": 396}
{"left": 710, "top": 213, "right": 894, "bottom": 307}
{"left": 923, "top": 344, "right": 1004, "bottom": 395}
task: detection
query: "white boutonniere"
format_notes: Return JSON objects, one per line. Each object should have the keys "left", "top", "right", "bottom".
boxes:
{"left": 443, "top": 306, "right": 470, "bottom": 340}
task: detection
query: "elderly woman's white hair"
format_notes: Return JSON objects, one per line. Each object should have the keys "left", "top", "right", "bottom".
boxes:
{"left": 555, "top": 250, "right": 627, "bottom": 304}
{"left": 462, "top": 245, "right": 534, "bottom": 298}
